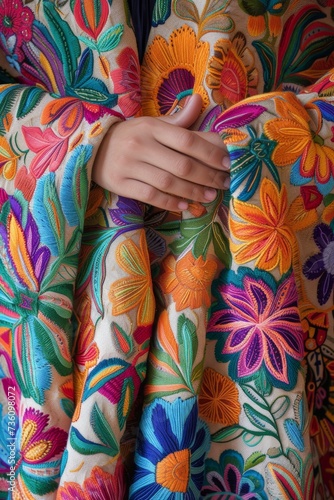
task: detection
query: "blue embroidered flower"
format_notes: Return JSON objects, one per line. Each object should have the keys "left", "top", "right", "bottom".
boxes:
{"left": 303, "top": 223, "right": 334, "bottom": 305}
{"left": 202, "top": 450, "right": 268, "bottom": 499}
{"left": 129, "top": 397, "right": 210, "bottom": 499}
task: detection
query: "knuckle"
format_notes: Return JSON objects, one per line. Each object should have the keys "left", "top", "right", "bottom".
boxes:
{"left": 176, "top": 157, "right": 192, "bottom": 177}
{"left": 178, "top": 130, "right": 195, "bottom": 149}
{"left": 140, "top": 184, "right": 156, "bottom": 201}
{"left": 159, "top": 173, "right": 173, "bottom": 191}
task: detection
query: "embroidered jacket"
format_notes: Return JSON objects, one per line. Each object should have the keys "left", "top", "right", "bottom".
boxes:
{"left": 0, "top": 0, "right": 333, "bottom": 498}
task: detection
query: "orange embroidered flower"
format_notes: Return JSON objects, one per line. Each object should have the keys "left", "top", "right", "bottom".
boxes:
{"left": 109, "top": 231, "right": 155, "bottom": 326}
{"left": 159, "top": 252, "right": 217, "bottom": 311}
{"left": 199, "top": 368, "right": 241, "bottom": 425}
{"left": 264, "top": 96, "right": 334, "bottom": 193}
{"left": 206, "top": 33, "right": 258, "bottom": 107}
{"left": 230, "top": 178, "right": 295, "bottom": 274}
{"left": 141, "top": 25, "right": 209, "bottom": 116}
{"left": 0, "top": 136, "right": 19, "bottom": 180}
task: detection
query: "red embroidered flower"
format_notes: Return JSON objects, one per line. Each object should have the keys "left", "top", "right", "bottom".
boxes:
{"left": 0, "top": 0, "right": 34, "bottom": 47}
{"left": 110, "top": 47, "right": 141, "bottom": 117}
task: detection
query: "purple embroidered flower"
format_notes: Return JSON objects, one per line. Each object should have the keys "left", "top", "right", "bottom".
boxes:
{"left": 208, "top": 269, "right": 304, "bottom": 390}
{"left": 303, "top": 223, "right": 334, "bottom": 305}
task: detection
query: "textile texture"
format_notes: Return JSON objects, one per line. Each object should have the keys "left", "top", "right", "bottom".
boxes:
{"left": 0, "top": 0, "right": 333, "bottom": 498}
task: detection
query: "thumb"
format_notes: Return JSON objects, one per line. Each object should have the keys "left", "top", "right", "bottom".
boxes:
{"left": 159, "top": 94, "right": 203, "bottom": 128}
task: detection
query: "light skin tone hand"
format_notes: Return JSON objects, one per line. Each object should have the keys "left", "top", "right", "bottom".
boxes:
{"left": 92, "top": 94, "right": 230, "bottom": 211}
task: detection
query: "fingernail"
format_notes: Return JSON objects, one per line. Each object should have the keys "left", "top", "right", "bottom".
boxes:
{"left": 222, "top": 156, "right": 230, "bottom": 169}
{"left": 204, "top": 189, "right": 217, "bottom": 201}
{"left": 178, "top": 200, "right": 189, "bottom": 210}
{"left": 223, "top": 177, "right": 230, "bottom": 189}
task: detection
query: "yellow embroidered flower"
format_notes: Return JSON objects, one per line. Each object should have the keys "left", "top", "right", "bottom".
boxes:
{"left": 159, "top": 251, "right": 217, "bottom": 311}
{"left": 230, "top": 178, "right": 295, "bottom": 274}
{"left": 199, "top": 368, "right": 241, "bottom": 425}
{"left": 141, "top": 25, "right": 209, "bottom": 116}
{"left": 206, "top": 33, "right": 258, "bottom": 107}
{"left": 109, "top": 231, "right": 155, "bottom": 326}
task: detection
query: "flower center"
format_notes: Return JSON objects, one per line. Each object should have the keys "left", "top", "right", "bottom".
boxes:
{"left": 157, "top": 68, "right": 195, "bottom": 115}
{"left": 156, "top": 449, "right": 190, "bottom": 492}
{"left": 323, "top": 241, "right": 334, "bottom": 275}
{"left": 3, "top": 16, "right": 13, "bottom": 28}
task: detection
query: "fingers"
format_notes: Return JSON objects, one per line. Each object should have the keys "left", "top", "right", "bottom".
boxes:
{"left": 159, "top": 94, "right": 203, "bottom": 128}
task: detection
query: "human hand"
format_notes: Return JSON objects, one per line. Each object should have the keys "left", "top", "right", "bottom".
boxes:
{"left": 92, "top": 94, "right": 230, "bottom": 211}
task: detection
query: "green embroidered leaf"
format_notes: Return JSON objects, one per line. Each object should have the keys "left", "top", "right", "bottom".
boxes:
{"left": 20, "top": 469, "right": 58, "bottom": 495}
{"left": 270, "top": 396, "right": 290, "bottom": 419}
{"left": 193, "top": 225, "right": 212, "bottom": 258}
{"left": 243, "top": 403, "right": 277, "bottom": 435}
{"left": 43, "top": 1, "right": 80, "bottom": 83}
{"left": 70, "top": 427, "right": 116, "bottom": 456}
{"left": 244, "top": 452, "right": 266, "bottom": 471}
{"left": 97, "top": 24, "right": 124, "bottom": 52}
{"left": 242, "top": 432, "right": 264, "bottom": 447}
{"left": 152, "top": 0, "right": 171, "bottom": 26}
{"left": 205, "top": 0, "right": 231, "bottom": 16}
{"left": 211, "top": 425, "right": 244, "bottom": 443}
{"left": 252, "top": 41, "right": 276, "bottom": 93}
{"left": 16, "top": 87, "right": 45, "bottom": 118}
{"left": 173, "top": 0, "right": 200, "bottom": 22}
{"left": 43, "top": 175, "right": 66, "bottom": 255}
{"left": 78, "top": 35, "right": 98, "bottom": 50}
{"left": 240, "top": 384, "right": 269, "bottom": 411}
{"left": 60, "top": 398, "right": 74, "bottom": 418}
{"left": 117, "top": 378, "right": 135, "bottom": 430}
{"left": 177, "top": 314, "right": 198, "bottom": 390}
{"left": 91, "top": 403, "right": 119, "bottom": 454}
{"left": 169, "top": 210, "right": 213, "bottom": 257}
{"left": 212, "top": 221, "right": 231, "bottom": 267}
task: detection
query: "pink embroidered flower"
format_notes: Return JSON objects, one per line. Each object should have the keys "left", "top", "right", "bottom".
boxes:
{"left": 22, "top": 126, "right": 69, "bottom": 178}
{"left": 110, "top": 47, "right": 141, "bottom": 117}
{"left": 0, "top": 0, "right": 34, "bottom": 47}
{"left": 20, "top": 408, "right": 67, "bottom": 464}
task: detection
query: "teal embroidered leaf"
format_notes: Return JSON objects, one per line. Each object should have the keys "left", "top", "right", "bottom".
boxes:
{"left": 16, "top": 87, "right": 45, "bottom": 119}
{"left": 270, "top": 396, "right": 290, "bottom": 419}
{"left": 252, "top": 41, "right": 276, "bottom": 93}
{"left": 240, "top": 384, "right": 269, "bottom": 411}
{"left": 97, "top": 24, "right": 124, "bottom": 52}
{"left": 20, "top": 469, "right": 59, "bottom": 495}
{"left": 242, "top": 432, "right": 264, "bottom": 447}
{"left": 70, "top": 427, "right": 116, "bottom": 456}
{"left": 91, "top": 403, "right": 119, "bottom": 454}
{"left": 244, "top": 452, "right": 266, "bottom": 471}
{"left": 152, "top": 0, "right": 171, "bottom": 26}
{"left": 43, "top": 1, "right": 80, "bottom": 83}
{"left": 243, "top": 403, "right": 277, "bottom": 435}
{"left": 42, "top": 175, "right": 66, "bottom": 255}
{"left": 78, "top": 35, "right": 98, "bottom": 50}
{"left": 283, "top": 419, "right": 305, "bottom": 451}
{"left": 205, "top": 0, "right": 231, "bottom": 16}
{"left": 173, "top": 0, "right": 200, "bottom": 22}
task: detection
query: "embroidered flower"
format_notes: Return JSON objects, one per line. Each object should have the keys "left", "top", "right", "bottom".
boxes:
{"left": 141, "top": 25, "right": 209, "bottom": 116}
{"left": 230, "top": 178, "right": 295, "bottom": 274}
{"left": 303, "top": 223, "right": 334, "bottom": 305}
{"left": 0, "top": 135, "right": 19, "bottom": 180}
{"left": 73, "top": 0, "right": 109, "bottom": 40}
{"left": 109, "top": 231, "right": 155, "bottom": 326}
{"left": 199, "top": 368, "right": 241, "bottom": 425}
{"left": 58, "top": 461, "right": 126, "bottom": 499}
{"left": 129, "top": 397, "right": 210, "bottom": 498}
{"left": 110, "top": 47, "right": 141, "bottom": 117}
{"left": 0, "top": 0, "right": 34, "bottom": 61}
{"left": 202, "top": 450, "right": 268, "bottom": 499}
{"left": 159, "top": 251, "right": 217, "bottom": 311}
{"left": 206, "top": 33, "right": 258, "bottom": 108}
{"left": 22, "top": 126, "right": 69, "bottom": 178}
{"left": 208, "top": 269, "right": 304, "bottom": 389}
{"left": 264, "top": 98, "right": 334, "bottom": 195}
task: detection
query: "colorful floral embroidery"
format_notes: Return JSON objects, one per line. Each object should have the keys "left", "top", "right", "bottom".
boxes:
{"left": 141, "top": 24, "right": 210, "bottom": 116}
{"left": 208, "top": 269, "right": 304, "bottom": 389}
{"left": 129, "top": 397, "right": 210, "bottom": 498}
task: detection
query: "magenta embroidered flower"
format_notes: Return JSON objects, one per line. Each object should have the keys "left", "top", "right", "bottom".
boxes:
{"left": 208, "top": 269, "right": 304, "bottom": 389}
{"left": 303, "top": 223, "right": 334, "bottom": 305}
{"left": 0, "top": 0, "right": 33, "bottom": 47}
{"left": 20, "top": 408, "right": 67, "bottom": 465}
